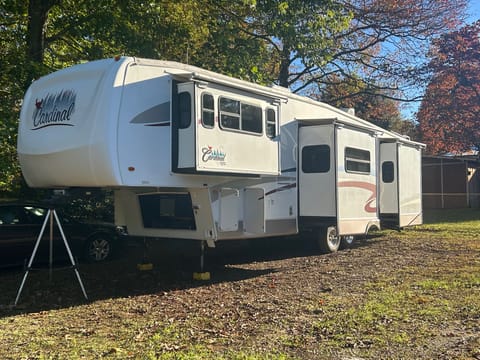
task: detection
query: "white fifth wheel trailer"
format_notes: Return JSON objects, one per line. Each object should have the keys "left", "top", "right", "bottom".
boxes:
{"left": 17, "top": 56, "right": 424, "bottom": 253}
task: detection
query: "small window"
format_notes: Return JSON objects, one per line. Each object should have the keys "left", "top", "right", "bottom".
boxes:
{"left": 382, "top": 161, "right": 395, "bottom": 183}
{"left": 241, "top": 103, "right": 262, "bottom": 134}
{"left": 220, "top": 98, "right": 240, "bottom": 130}
{"left": 302, "top": 145, "right": 330, "bottom": 173}
{"left": 345, "top": 147, "right": 370, "bottom": 174}
{"left": 266, "top": 108, "right": 276, "bottom": 138}
{"left": 202, "top": 93, "right": 215, "bottom": 128}
{"left": 178, "top": 92, "right": 191, "bottom": 129}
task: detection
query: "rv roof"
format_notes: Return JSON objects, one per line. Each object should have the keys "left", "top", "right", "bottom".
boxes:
{"left": 130, "top": 57, "right": 425, "bottom": 149}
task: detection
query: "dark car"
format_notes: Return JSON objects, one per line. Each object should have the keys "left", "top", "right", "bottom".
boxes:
{"left": 0, "top": 202, "right": 126, "bottom": 267}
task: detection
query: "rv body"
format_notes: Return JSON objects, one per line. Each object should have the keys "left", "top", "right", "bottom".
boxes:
{"left": 18, "top": 57, "right": 424, "bottom": 249}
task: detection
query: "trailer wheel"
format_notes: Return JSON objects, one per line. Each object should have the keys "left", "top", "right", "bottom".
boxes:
{"left": 340, "top": 235, "right": 355, "bottom": 249}
{"left": 318, "top": 226, "right": 340, "bottom": 253}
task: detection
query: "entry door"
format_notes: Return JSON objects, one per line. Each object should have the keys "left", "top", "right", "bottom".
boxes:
{"left": 298, "top": 125, "right": 336, "bottom": 218}
{"left": 398, "top": 144, "right": 423, "bottom": 226}
{"left": 379, "top": 141, "right": 399, "bottom": 217}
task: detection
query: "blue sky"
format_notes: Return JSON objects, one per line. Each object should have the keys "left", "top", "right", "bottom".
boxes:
{"left": 467, "top": 0, "right": 480, "bottom": 22}
{"left": 401, "top": 1, "right": 479, "bottom": 119}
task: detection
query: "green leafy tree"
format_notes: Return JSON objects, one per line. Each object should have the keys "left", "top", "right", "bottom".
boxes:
{"left": 0, "top": 1, "right": 29, "bottom": 194}
{"left": 0, "top": 0, "right": 272, "bottom": 196}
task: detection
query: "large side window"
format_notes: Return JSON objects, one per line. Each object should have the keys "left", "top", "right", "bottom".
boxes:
{"left": 266, "top": 108, "right": 276, "bottom": 138}
{"left": 202, "top": 93, "right": 215, "bottom": 128}
{"left": 219, "top": 97, "right": 262, "bottom": 134}
{"left": 302, "top": 145, "right": 330, "bottom": 173}
{"left": 345, "top": 147, "right": 370, "bottom": 174}
{"left": 178, "top": 92, "right": 192, "bottom": 129}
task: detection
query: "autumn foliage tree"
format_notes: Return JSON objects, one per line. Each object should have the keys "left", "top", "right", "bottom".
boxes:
{"left": 418, "top": 21, "right": 480, "bottom": 155}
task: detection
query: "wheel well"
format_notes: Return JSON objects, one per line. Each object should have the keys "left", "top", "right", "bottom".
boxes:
{"left": 365, "top": 223, "right": 380, "bottom": 235}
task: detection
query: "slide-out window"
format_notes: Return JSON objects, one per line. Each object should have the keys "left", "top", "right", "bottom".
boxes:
{"left": 202, "top": 93, "right": 215, "bottom": 128}
{"left": 139, "top": 193, "right": 196, "bottom": 230}
{"left": 266, "top": 108, "right": 277, "bottom": 138}
{"left": 345, "top": 147, "right": 371, "bottom": 174}
{"left": 219, "top": 97, "right": 262, "bottom": 134}
{"left": 302, "top": 145, "right": 330, "bottom": 173}
{"left": 178, "top": 92, "right": 191, "bottom": 129}
{"left": 382, "top": 161, "right": 395, "bottom": 183}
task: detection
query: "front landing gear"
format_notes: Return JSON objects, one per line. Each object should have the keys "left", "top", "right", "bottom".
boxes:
{"left": 193, "top": 241, "right": 210, "bottom": 281}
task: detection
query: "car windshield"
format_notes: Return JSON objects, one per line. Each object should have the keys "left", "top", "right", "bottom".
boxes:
{"left": 24, "top": 206, "right": 46, "bottom": 218}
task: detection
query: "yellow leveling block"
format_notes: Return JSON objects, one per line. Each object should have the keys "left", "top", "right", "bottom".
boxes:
{"left": 193, "top": 272, "right": 211, "bottom": 281}
{"left": 137, "top": 263, "right": 153, "bottom": 271}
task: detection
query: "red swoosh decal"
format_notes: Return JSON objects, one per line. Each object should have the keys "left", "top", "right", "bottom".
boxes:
{"left": 338, "top": 181, "right": 377, "bottom": 213}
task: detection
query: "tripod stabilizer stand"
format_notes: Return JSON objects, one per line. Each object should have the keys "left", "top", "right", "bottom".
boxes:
{"left": 14, "top": 208, "right": 88, "bottom": 306}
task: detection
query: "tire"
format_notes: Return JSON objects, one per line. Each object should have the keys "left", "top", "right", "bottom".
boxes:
{"left": 318, "top": 226, "right": 341, "bottom": 253}
{"left": 340, "top": 235, "right": 355, "bottom": 249}
{"left": 84, "top": 235, "right": 112, "bottom": 262}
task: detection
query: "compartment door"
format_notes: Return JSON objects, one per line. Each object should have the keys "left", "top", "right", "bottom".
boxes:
{"left": 244, "top": 188, "right": 265, "bottom": 234}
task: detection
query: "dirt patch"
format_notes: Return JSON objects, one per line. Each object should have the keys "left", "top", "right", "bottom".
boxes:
{"left": 0, "top": 229, "right": 479, "bottom": 359}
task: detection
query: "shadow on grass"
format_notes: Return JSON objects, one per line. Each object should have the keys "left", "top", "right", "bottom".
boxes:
{"left": 0, "top": 235, "right": 335, "bottom": 316}
{"left": 0, "top": 230, "right": 387, "bottom": 317}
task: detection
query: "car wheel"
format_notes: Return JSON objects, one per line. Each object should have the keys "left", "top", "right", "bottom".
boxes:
{"left": 84, "top": 235, "right": 112, "bottom": 262}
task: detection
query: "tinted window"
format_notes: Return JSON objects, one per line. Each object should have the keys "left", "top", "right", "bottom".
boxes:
{"left": 139, "top": 193, "right": 196, "bottom": 230}
{"left": 202, "top": 93, "right": 215, "bottom": 128}
{"left": 241, "top": 103, "right": 262, "bottom": 134}
{"left": 302, "top": 145, "right": 330, "bottom": 173}
{"left": 220, "top": 97, "right": 240, "bottom": 114}
{"left": 0, "top": 206, "right": 45, "bottom": 225}
{"left": 0, "top": 206, "right": 19, "bottom": 225}
{"left": 219, "top": 97, "right": 262, "bottom": 134}
{"left": 382, "top": 161, "right": 395, "bottom": 183}
{"left": 345, "top": 147, "right": 370, "bottom": 174}
{"left": 266, "top": 109, "right": 276, "bottom": 138}
{"left": 220, "top": 98, "right": 240, "bottom": 130}
{"left": 178, "top": 92, "right": 191, "bottom": 129}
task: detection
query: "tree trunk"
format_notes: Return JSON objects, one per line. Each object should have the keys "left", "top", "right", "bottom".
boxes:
{"left": 278, "top": 48, "right": 291, "bottom": 88}
{"left": 26, "top": 0, "right": 54, "bottom": 63}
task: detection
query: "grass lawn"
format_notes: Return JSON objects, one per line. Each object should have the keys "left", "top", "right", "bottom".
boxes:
{"left": 0, "top": 208, "right": 478, "bottom": 359}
